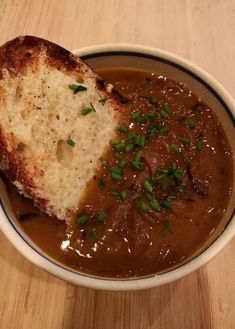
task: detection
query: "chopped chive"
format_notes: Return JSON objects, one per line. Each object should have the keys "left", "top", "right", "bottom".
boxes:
{"left": 159, "top": 126, "right": 169, "bottom": 134}
{"left": 162, "top": 200, "right": 173, "bottom": 211}
{"left": 119, "top": 125, "right": 128, "bottom": 133}
{"left": 172, "top": 168, "right": 183, "bottom": 181}
{"left": 139, "top": 95, "right": 159, "bottom": 105}
{"left": 187, "top": 118, "right": 196, "bottom": 129}
{"left": 118, "top": 159, "right": 126, "bottom": 169}
{"left": 91, "top": 230, "right": 98, "bottom": 242}
{"left": 145, "top": 192, "right": 153, "bottom": 201}
{"left": 136, "top": 198, "right": 149, "bottom": 212}
{"left": 111, "top": 172, "right": 122, "bottom": 181}
{"left": 149, "top": 198, "right": 161, "bottom": 211}
{"left": 168, "top": 194, "right": 177, "bottom": 200}
{"left": 110, "top": 190, "right": 119, "bottom": 196}
{"left": 110, "top": 167, "right": 122, "bottom": 175}
{"left": 75, "top": 215, "right": 89, "bottom": 225}
{"left": 97, "top": 211, "right": 106, "bottom": 223}
{"left": 68, "top": 84, "right": 87, "bottom": 94}
{"left": 162, "top": 179, "right": 170, "bottom": 191}
{"left": 172, "top": 161, "right": 177, "bottom": 170}
{"left": 147, "top": 113, "right": 157, "bottom": 120}
{"left": 119, "top": 191, "right": 128, "bottom": 200}
{"left": 113, "top": 142, "right": 125, "bottom": 152}
{"left": 128, "top": 132, "right": 138, "bottom": 143}
{"left": 180, "top": 137, "right": 190, "bottom": 145}
{"left": 134, "top": 150, "right": 144, "bottom": 162}
{"left": 149, "top": 97, "right": 159, "bottom": 105}
{"left": 100, "top": 159, "right": 107, "bottom": 167}
{"left": 90, "top": 102, "right": 96, "bottom": 112}
{"left": 131, "top": 112, "right": 147, "bottom": 124}
{"left": 128, "top": 133, "right": 145, "bottom": 147}
{"left": 98, "top": 176, "right": 105, "bottom": 189}
{"left": 110, "top": 138, "right": 121, "bottom": 145}
{"left": 156, "top": 169, "right": 169, "bottom": 180}
{"left": 138, "top": 135, "right": 145, "bottom": 147}
{"left": 179, "top": 184, "right": 187, "bottom": 193}
{"left": 143, "top": 179, "right": 153, "bottom": 193}
{"left": 67, "top": 138, "right": 75, "bottom": 147}
{"left": 160, "top": 109, "right": 169, "bottom": 118}
{"left": 131, "top": 161, "right": 144, "bottom": 170}
{"left": 196, "top": 140, "right": 203, "bottom": 151}
{"left": 182, "top": 153, "right": 191, "bottom": 164}
{"left": 162, "top": 220, "right": 170, "bottom": 235}
{"left": 98, "top": 97, "right": 107, "bottom": 105}
{"left": 164, "top": 104, "right": 171, "bottom": 113}
{"left": 160, "top": 105, "right": 171, "bottom": 119}
{"left": 81, "top": 107, "right": 92, "bottom": 115}
{"left": 125, "top": 144, "right": 135, "bottom": 152}
{"left": 170, "top": 143, "right": 180, "bottom": 153}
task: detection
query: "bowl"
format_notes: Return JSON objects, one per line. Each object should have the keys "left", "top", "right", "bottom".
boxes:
{"left": 0, "top": 44, "right": 234, "bottom": 291}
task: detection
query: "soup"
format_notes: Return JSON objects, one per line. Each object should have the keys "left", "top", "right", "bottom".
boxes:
{"left": 5, "top": 68, "right": 233, "bottom": 278}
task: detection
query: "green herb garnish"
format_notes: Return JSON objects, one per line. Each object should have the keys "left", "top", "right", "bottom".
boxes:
{"left": 156, "top": 169, "right": 169, "bottom": 180}
{"left": 160, "top": 104, "right": 171, "bottom": 118}
{"left": 125, "top": 144, "right": 135, "bottom": 153}
{"left": 97, "top": 211, "right": 106, "bottom": 223}
{"left": 170, "top": 143, "right": 180, "bottom": 153}
{"left": 147, "top": 113, "right": 157, "bottom": 120}
{"left": 131, "top": 161, "right": 144, "bottom": 170}
{"left": 91, "top": 230, "right": 98, "bottom": 242}
{"left": 187, "top": 118, "right": 196, "bottom": 129}
{"left": 98, "top": 97, "right": 107, "bottom": 105}
{"left": 136, "top": 198, "right": 149, "bottom": 212}
{"left": 159, "top": 126, "right": 169, "bottom": 134}
{"left": 134, "top": 150, "right": 144, "bottom": 162}
{"left": 162, "top": 179, "right": 170, "bottom": 191}
{"left": 110, "top": 190, "right": 119, "bottom": 196}
{"left": 162, "top": 200, "right": 173, "bottom": 211}
{"left": 67, "top": 138, "right": 75, "bottom": 147}
{"left": 180, "top": 137, "right": 190, "bottom": 145}
{"left": 68, "top": 84, "right": 87, "bottom": 94}
{"left": 81, "top": 107, "right": 92, "bottom": 115}
{"left": 131, "top": 112, "right": 147, "bottom": 124}
{"left": 196, "top": 140, "right": 203, "bottom": 151}
{"left": 75, "top": 215, "right": 89, "bottom": 225}
{"left": 143, "top": 179, "right": 153, "bottom": 193}
{"left": 162, "top": 220, "right": 170, "bottom": 235}
{"left": 118, "top": 125, "right": 128, "bottom": 133}
{"left": 118, "top": 158, "right": 126, "bottom": 169}
{"left": 139, "top": 95, "right": 159, "bottom": 105}
{"left": 90, "top": 102, "right": 96, "bottom": 112}
{"left": 119, "top": 191, "right": 128, "bottom": 200}
{"left": 100, "top": 159, "right": 107, "bottom": 167}
{"left": 149, "top": 198, "right": 161, "bottom": 211}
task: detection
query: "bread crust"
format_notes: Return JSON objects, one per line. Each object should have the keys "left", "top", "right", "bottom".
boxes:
{"left": 0, "top": 36, "right": 125, "bottom": 220}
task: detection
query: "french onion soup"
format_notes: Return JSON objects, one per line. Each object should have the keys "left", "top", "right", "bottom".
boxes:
{"left": 5, "top": 68, "right": 233, "bottom": 278}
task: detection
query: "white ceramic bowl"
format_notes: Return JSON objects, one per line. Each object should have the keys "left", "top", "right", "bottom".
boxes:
{"left": 0, "top": 44, "right": 234, "bottom": 291}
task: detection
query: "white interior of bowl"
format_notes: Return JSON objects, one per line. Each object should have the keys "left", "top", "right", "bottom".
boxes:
{"left": 0, "top": 44, "right": 234, "bottom": 291}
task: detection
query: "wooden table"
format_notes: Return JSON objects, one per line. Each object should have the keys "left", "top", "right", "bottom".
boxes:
{"left": 0, "top": 0, "right": 234, "bottom": 328}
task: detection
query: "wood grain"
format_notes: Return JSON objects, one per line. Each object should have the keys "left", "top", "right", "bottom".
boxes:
{"left": 0, "top": 0, "right": 234, "bottom": 328}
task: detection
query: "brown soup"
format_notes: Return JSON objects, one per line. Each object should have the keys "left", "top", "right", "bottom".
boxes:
{"left": 5, "top": 68, "right": 233, "bottom": 278}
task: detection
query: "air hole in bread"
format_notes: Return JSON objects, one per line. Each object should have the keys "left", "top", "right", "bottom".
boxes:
{"left": 41, "top": 79, "right": 47, "bottom": 97}
{"left": 16, "top": 142, "right": 26, "bottom": 155}
{"left": 56, "top": 140, "right": 74, "bottom": 167}
{"left": 15, "top": 84, "right": 23, "bottom": 100}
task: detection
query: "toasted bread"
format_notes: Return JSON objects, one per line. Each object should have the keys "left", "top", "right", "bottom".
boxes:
{"left": 0, "top": 36, "right": 125, "bottom": 221}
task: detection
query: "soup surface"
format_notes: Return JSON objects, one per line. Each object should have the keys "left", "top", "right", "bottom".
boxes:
{"left": 6, "top": 68, "right": 233, "bottom": 278}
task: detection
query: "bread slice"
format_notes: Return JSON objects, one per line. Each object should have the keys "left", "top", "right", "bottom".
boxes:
{"left": 0, "top": 36, "right": 124, "bottom": 221}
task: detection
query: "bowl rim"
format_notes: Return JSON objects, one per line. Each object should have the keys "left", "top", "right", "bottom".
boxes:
{"left": 0, "top": 43, "right": 234, "bottom": 291}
